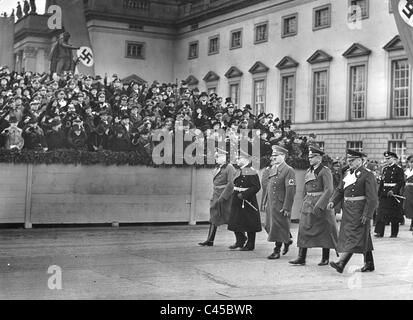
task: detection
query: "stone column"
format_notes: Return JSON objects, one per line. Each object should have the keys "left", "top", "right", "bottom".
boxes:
{"left": 22, "top": 46, "right": 37, "bottom": 72}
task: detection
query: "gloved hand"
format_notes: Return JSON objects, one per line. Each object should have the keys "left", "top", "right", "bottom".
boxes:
{"left": 237, "top": 193, "right": 243, "bottom": 200}
{"left": 327, "top": 202, "right": 335, "bottom": 210}
{"left": 387, "top": 190, "right": 394, "bottom": 197}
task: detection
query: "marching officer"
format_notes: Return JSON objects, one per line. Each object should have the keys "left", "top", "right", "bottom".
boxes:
{"left": 403, "top": 155, "right": 413, "bottom": 232}
{"left": 227, "top": 150, "right": 262, "bottom": 251}
{"left": 262, "top": 146, "right": 296, "bottom": 259}
{"left": 327, "top": 150, "right": 378, "bottom": 273}
{"left": 199, "top": 148, "right": 236, "bottom": 246}
{"left": 289, "top": 146, "right": 338, "bottom": 266}
{"left": 374, "top": 151, "right": 405, "bottom": 238}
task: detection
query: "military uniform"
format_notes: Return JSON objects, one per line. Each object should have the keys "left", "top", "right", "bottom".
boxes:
{"left": 329, "top": 149, "right": 378, "bottom": 273}
{"left": 375, "top": 152, "right": 405, "bottom": 237}
{"left": 403, "top": 158, "right": 413, "bottom": 231}
{"left": 294, "top": 164, "right": 338, "bottom": 263}
{"left": 263, "top": 162, "right": 296, "bottom": 254}
{"left": 199, "top": 160, "right": 236, "bottom": 247}
{"left": 228, "top": 165, "right": 262, "bottom": 251}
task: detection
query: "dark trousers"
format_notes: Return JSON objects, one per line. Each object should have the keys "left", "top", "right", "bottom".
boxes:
{"left": 375, "top": 221, "right": 399, "bottom": 236}
{"left": 234, "top": 232, "right": 256, "bottom": 249}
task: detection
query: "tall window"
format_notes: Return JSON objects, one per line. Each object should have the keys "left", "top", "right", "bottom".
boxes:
{"left": 207, "top": 87, "right": 216, "bottom": 95}
{"left": 313, "top": 70, "right": 328, "bottom": 121}
{"left": 281, "top": 75, "right": 295, "bottom": 121}
{"left": 313, "top": 5, "right": 331, "bottom": 30}
{"left": 349, "top": 65, "right": 367, "bottom": 120}
{"left": 389, "top": 141, "right": 406, "bottom": 163}
{"left": 229, "top": 83, "right": 240, "bottom": 106}
{"left": 349, "top": 0, "right": 369, "bottom": 19}
{"left": 208, "top": 35, "right": 219, "bottom": 55}
{"left": 391, "top": 59, "right": 410, "bottom": 118}
{"left": 253, "top": 79, "right": 266, "bottom": 114}
{"left": 347, "top": 141, "right": 363, "bottom": 152}
{"left": 282, "top": 14, "right": 297, "bottom": 37}
{"left": 126, "top": 42, "right": 145, "bottom": 59}
{"left": 254, "top": 22, "right": 268, "bottom": 44}
{"left": 230, "top": 29, "right": 242, "bottom": 49}
{"left": 188, "top": 41, "right": 199, "bottom": 59}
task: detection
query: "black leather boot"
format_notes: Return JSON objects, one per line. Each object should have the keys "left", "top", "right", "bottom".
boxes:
{"left": 409, "top": 219, "right": 413, "bottom": 231}
{"left": 318, "top": 248, "right": 330, "bottom": 266}
{"left": 282, "top": 239, "right": 293, "bottom": 255}
{"left": 330, "top": 252, "right": 353, "bottom": 273}
{"left": 268, "top": 242, "right": 282, "bottom": 259}
{"left": 289, "top": 248, "right": 307, "bottom": 265}
{"left": 229, "top": 232, "right": 247, "bottom": 250}
{"left": 240, "top": 232, "right": 255, "bottom": 251}
{"left": 199, "top": 224, "right": 217, "bottom": 246}
{"left": 357, "top": 251, "right": 375, "bottom": 272}
{"left": 390, "top": 222, "right": 399, "bottom": 238}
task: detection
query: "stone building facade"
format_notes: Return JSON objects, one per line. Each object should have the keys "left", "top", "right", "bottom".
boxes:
{"left": 12, "top": 0, "right": 413, "bottom": 161}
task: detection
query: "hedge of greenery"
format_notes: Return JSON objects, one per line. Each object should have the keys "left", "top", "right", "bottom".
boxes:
{"left": 0, "top": 149, "right": 330, "bottom": 170}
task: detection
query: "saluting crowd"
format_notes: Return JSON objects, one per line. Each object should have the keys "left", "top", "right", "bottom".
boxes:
{"left": 201, "top": 144, "right": 413, "bottom": 275}
{"left": 0, "top": 65, "right": 315, "bottom": 157}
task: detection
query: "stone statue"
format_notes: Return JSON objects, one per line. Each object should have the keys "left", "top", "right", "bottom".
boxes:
{"left": 16, "top": 2, "right": 23, "bottom": 20}
{"left": 23, "top": 0, "right": 30, "bottom": 16}
{"left": 49, "top": 32, "right": 80, "bottom": 75}
{"left": 30, "top": 0, "right": 37, "bottom": 14}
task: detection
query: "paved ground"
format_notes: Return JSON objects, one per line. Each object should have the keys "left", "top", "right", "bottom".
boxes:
{"left": 1, "top": 221, "right": 413, "bottom": 300}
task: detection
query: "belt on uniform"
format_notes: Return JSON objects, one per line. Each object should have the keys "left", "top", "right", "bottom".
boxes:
{"left": 406, "top": 183, "right": 413, "bottom": 186}
{"left": 306, "top": 192, "right": 323, "bottom": 196}
{"left": 234, "top": 187, "right": 248, "bottom": 192}
{"left": 344, "top": 196, "right": 366, "bottom": 201}
{"left": 214, "top": 185, "right": 226, "bottom": 189}
{"left": 384, "top": 183, "right": 396, "bottom": 187}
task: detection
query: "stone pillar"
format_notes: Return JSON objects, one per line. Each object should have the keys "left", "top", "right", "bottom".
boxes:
{"left": 22, "top": 46, "right": 37, "bottom": 72}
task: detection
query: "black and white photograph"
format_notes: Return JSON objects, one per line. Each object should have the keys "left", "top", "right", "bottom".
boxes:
{"left": 1, "top": 0, "right": 413, "bottom": 306}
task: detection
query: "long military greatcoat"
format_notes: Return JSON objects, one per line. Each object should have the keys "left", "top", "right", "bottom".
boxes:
{"left": 330, "top": 166, "right": 378, "bottom": 254}
{"left": 403, "top": 168, "right": 413, "bottom": 220}
{"left": 210, "top": 163, "right": 236, "bottom": 226}
{"left": 297, "top": 165, "right": 338, "bottom": 249}
{"left": 263, "top": 162, "right": 296, "bottom": 243}
{"left": 376, "top": 163, "right": 405, "bottom": 224}
{"left": 227, "top": 166, "right": 262, "bottom": 233}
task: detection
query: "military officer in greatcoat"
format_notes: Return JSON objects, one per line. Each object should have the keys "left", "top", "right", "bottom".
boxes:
{"left": 327, "top": 150, "right": 378, "bottom": 273}
{"left": 227, "top": 151, "right": 262, "bottom": 251}
{"left": 262, "top": 146, "right": 296, "bottom": 259}
{"left": 289, "top": 146, "right": 338, "bottom": 266}
{"left": 199, "top": 148, "right": 236, "bottom": 246}
{"left": 374, "top": 151, "right": 405, "bottom": 238}
{"left": 404, "top": 155, "right": 413, "bottom": 232}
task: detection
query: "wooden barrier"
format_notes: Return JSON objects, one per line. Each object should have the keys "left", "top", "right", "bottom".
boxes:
{"left": 0, "top": 164, "right": 305, "bottom": 226}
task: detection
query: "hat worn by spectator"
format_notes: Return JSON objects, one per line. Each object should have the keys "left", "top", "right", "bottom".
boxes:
{"left": 347, "top": 149, "right": 367, "bottom": 159}
{"left": 199, "top": 92, "right": 208, "bottom": 98}
{"left": 407, "top": 155, "right": 413, "bottom": 161}
{"left": 308, "top": 145, "right": 325, "bottom": 157}
{"left": 8, "top": 116, "right": 18, "bottom": 123}
{"left": 384, "top": 151, "right": 398, "bottom": 159}
{"left": 50, "top": 119, "right": 61, "bottom": 127}
{"left": 244, "top": 104, "right": 252, "bottom": 111}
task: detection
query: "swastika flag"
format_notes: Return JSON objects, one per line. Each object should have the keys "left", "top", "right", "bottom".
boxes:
{"left": 392, "top": 0, "right": 413, "bottom": 65}
{"left": 54, "top": 0, "right": 95, "bottom": 75}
